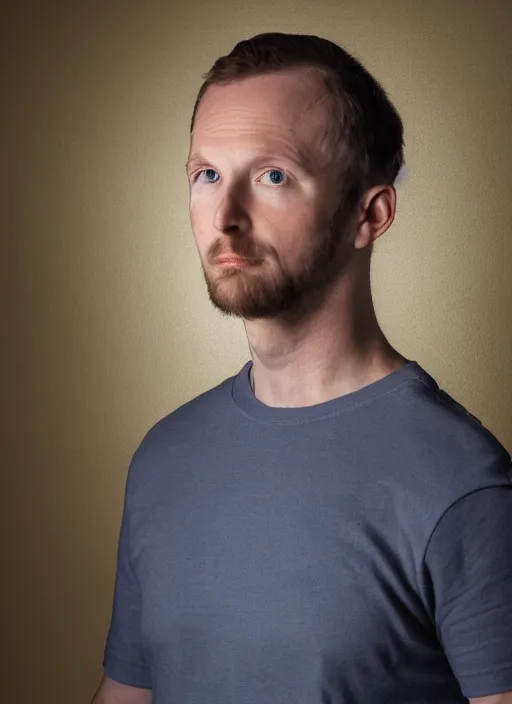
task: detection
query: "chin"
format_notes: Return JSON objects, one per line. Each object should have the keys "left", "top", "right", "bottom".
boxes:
{"left": 203, "top": 263, "right": 304, "bottom": 319}
{"left": 206, "top": 275, "right": 257, "bottom": 317}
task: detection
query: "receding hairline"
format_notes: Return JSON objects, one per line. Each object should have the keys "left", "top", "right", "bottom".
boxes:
{"left": 191, "top": 63, "right": 343, "bottom": 133}
{"left": 190, "top": 66, "right": 347, "bottom": 174}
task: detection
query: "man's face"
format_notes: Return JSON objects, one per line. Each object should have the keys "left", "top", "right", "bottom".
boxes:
{"left": 187, "top": 68, "right": 354, "bottom": 320}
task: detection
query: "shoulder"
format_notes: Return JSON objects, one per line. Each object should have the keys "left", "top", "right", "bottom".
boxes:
{"left": 368, "top": 366, "right": 512, "bottom": 553}
{"left": 387, "top": 367, "right": 511, "bottom": 490}
{"left": 143, "top": 373, "right": 236, "bottom": 444}
{"left": 123, "top": 370, "right": 239, "bottom": 491}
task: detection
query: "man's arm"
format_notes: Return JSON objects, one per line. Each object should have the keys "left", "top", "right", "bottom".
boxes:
{"left": 425, "top": 483, "right": 512, "bottom": 702}
{"left": 92, "top": 675, "right": 152, "bottom": 704}
{"left": 102, "top": 458, "right": 153, "bottom": 691}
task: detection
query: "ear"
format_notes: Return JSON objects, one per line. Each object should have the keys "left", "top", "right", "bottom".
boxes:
{"left": 353, "top": 185, "right": 397, "bottom": 250}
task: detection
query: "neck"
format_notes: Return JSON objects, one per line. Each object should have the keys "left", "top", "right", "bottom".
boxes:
{"left": 244, "top": 268, "right": 407, "bottom": 408}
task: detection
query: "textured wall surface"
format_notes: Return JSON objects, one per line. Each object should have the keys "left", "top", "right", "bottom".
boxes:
{"left": 4, "top": 0, "right": 511, "bottom": 700}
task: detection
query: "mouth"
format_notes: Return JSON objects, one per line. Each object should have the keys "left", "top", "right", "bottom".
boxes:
{"left": 215, "top": 256, "right": 261, "bottom": 268}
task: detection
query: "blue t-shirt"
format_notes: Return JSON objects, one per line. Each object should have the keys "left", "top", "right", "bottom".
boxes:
{"left": 104, "top": 361, "right": 512, "bottom": 703}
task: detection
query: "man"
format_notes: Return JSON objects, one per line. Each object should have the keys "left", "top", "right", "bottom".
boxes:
{"left": 92, "top": 33, "right": 512, "bottom": 704}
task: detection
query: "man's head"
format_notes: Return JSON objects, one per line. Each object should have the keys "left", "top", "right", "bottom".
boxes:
{"left": 187, "top": 33, "right": 404, "bottom": 320}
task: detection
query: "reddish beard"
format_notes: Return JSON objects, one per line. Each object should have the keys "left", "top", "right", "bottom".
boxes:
{"left": 201, "top": 200, "right": 354, "bottom": 320}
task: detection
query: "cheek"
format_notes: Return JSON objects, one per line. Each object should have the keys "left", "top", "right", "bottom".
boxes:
{"left": 189, "top": 196, "right": 203, "bottom": 227}
{"left": 257, "top": 214, "right": 314, "bottom": 274}
{"left": 256, "top": 198, "right": 316, "bottom": 244}
{"left": 189, "top": 201, "right": 212, "bottom": 249}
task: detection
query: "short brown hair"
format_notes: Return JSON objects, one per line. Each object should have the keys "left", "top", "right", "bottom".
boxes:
{"left": 191, "top": 33, "right": 404, "bottom": 208}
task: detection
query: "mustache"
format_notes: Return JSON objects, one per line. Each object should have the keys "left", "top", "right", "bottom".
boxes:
{"left": 207, "top": 238, "right": 268, "bottom": 263}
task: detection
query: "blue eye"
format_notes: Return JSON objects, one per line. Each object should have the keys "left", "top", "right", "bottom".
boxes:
{"left": 262, "top": 169, "right": 287, "bottom": 186}
{"left": 197, "top": 169, "right": 219, "bottom": 183}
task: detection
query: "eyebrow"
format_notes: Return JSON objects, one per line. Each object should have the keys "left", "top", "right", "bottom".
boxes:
{"left": 185, "top": 155, "right": 208, "bottom": 173}
{"left": 185, "top": 150, "right": 315, "bottom": 175}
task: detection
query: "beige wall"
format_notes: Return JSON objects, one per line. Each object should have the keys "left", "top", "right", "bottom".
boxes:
{"left": 4, "top": 0, "right": 511, "bottom": 701}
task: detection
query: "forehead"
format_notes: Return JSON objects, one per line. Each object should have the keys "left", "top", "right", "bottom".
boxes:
{"left": 191, "top": 68, "right": 333, "bottom": 159}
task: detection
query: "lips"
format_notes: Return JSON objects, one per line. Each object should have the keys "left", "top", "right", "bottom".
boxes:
{"left": 215, "top": 254, "right": 260, "bottom": 266}
{"left": 217, "top": 256, "right": 251, "bottom": 264}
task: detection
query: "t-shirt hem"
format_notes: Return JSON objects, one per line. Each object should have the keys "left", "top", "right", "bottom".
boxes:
{"left": 103, "top": 654, "right": 152, "bottom": 689}
{"left": 459, "top": 664, "right": 512, "bottom": 699}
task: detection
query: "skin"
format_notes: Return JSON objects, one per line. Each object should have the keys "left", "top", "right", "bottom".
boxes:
{"left": 91, "top": 675, "right": 151, "bottom": 703}
{"left": 188, "top": 68, "right": 407, "bottom": 407}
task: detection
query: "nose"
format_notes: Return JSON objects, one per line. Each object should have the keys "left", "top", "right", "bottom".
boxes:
{"left": 214, "top": 184, "right": 251, "bottom": 236}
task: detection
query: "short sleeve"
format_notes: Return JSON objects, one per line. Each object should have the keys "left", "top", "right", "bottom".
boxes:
{"left": 103, "top": 471, "right": 152, "bottom": 689}
{"left": 425, "top": 484, "right": 512, "bottom": 698}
